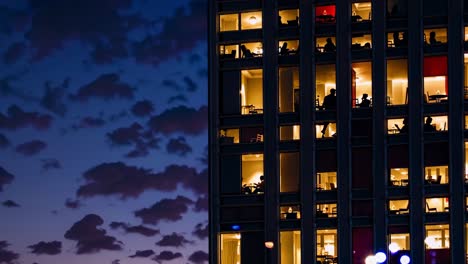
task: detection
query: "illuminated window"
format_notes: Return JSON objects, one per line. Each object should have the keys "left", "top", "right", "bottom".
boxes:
{"left": 220, "top": 14, "right": 238, "bottom": 31}
{"left": 352, "top": 62, "right": 372, "bottom": 108}
{"left": 465, "top": 27, "right": 468, "bottom": 42}
{"left": 316, "top": 64, "right": 336, "bottom": 110}
{"left": 280, "top": 205, "right": 301, "bottom": 220}
{"left": 424, "top": 166, "right": 448, "bottom": 184}
{"left": 423, "top": 28, "right": 447, "bottom": 45}
{"left": 387, "top": 59, "right": 408, "bottom": 105}
{"left": 278, "top": 9, "right": 299, "bottom": 27}
{"left": 464, "top": 53, "right": 468, "bottom": 100}
{"left": 423, "top": 115, "right": 448, "bottom": 132}
{"left": 316, "top": 123, "right": 337, "bottom": 138}
{"left": 387, "top": 118, "right": 408, "bottom": 134}
{"left": 465, "top": 115, "right": 468, "bottom": 129}
{"left": 316, "top": 172, "right": 337, "bottom": 191}
{"left": 316, "top": 36, "right": 336, "bottom": 53}
{"left": 351, "top": 2, "right": 372, "bottom": 22}
{"left": 279, "top": 67, "right": 300, "bottom": 113}
{"left": 316, "top": 229, "right": 337, "bottom": 261}
{"left": 390, "top": 233, "right": 410, "bottom": 250}
{"left": 278, "top": 40, "right": 299, "bottom": 56}
{"left": 425, "top": 224, "right": 450, "bottom": 249}
{"left": 241, "top": 154, "right": 264, "bottom": 194}
{"left": 240, "top": 11, "right": 262, "bottom": 30}
{"left": 387, "top": 31, "right": 408, "bottom": 48}
{"left": 280, "top": 125, "right": 300, "bottom": 141}
{"left": 241, "top": 69, "right": 263, "bottom": 115}
{"left": 425, "top": 197, "right": 449, "bottom": 213}
{"left": 352, "top": 33, "right": 372, "bottom": 50}
{"left": 316, "top": 203, "right": 337, "bottom": 218}
{"left": 465, "top": 142, "right": 468, "bottom": 182}
{"left": 219, "top": 129, "right": 239, "bottom": 144}
{"left": 280, "top": 152, "right": 300, "bottom": 193}
{"left": 389, "top": 168, "right": 409, "bottom": 187}
{"left": 220, "top": 42, "right": 264, "bottom": 59}
{"left": 220, "top": 233, "right": 241, "bottom": 264}
{"left": 315, "top": 5, "right": 336, "bottom": 24}
{"left": 280, "top": 231, "right": 301, "bottom": 264}
{"left": 424, "top": 56, "right": 448, "bottom": 104}
{"left": 389, "top": 200, "right": 409, "bottom": 215}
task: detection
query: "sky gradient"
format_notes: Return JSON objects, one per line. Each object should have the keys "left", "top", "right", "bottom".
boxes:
{"left": 0, "top": 1, "right": 208, "bottom": 263}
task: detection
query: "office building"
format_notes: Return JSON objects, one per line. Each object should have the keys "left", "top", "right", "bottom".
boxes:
{"left": 208, "top": 0, "right": 467, "bottom": 263}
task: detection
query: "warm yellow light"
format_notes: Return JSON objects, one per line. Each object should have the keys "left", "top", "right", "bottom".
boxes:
{"left": 264, "top": 241, "right": 274, "bottom": 248}
{"left": 249, "top": 16, "right": 257, "bottom": 25}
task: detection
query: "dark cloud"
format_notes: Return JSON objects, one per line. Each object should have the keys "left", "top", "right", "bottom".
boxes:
{"left": 188, "top": 250, "right": 209, "bottom": 264}
{"left": 167, "top": 94, "right": 187, "bottom": 104}
{"left": 41, "top": 158, "right": 61, "bottom": 171}
{"left": 132, "top": 0, "right": 206, "bottom": 66}
{"left": 0, "top": 105, "right": 53, "bottom": 131}
{"left": 107, "top": 123, "right": 143, "bottom": 145}
{"left": 28, "top": 241, "right": 62, "bottom": 255}
{"left": 65, "top": 199, "right": 82, "bottom": 209}
{"left": 40, "top": 79, "right": 69, "bottom": 116}
{"left": 161, "top": 79, "right": 182, "bottom": 91}
{"left": 26, "top": 0, "right": 146, "bottom": 61}
{"left": 183, "top": 76, "right": 197, "bottom": 92}
{"left": 152, "top": 250, "right": 183, "bottom": 263}
{"left": 0, "top": 72, "right": 39, "bottom": 102}
{"left": 2, "top": 200, "right": 19, "bottom": 208}
{"left": 77, "top": 163, "right": 204, "bottom": 199}
{"left": 131, "top": 100, "right": 154, "bottom": 117}
{"left": 70, "top": 73, "right": 134, "bottom": 102}
{"left": 194, "top": 195, "right": 208, "bottom": 212}
{"left": 147, "top": 105, "right": 207, "bottom": 135}
{"left": 155, "top": 233, "right": 193, "bottom": 247}
{"left": 109, "top": 222, "right": 159, "bottom": 237}
{"left": 129, "top": 249, "right": 154, "bottom": 258}
{"left": 3, "top": 42, "right": 26, "bottom": 64}
{"left": 192, "top": 222, "right": 208, "bottom": 240}
{"left": 15, "top": 140, "right": 47, "bottom": 156}
{"left": 199, "top": 146, "right": 208, "bottom": 165}
{"left": 134, "top": 196, "right": 193, "bottom": 225}
{"left": 0, "top": 166, "right": 14, "bottom": 191}
{"left": 0, "top": 133, "right": 10, "bottom": 148}
{"left": 73, "top": 116, "right": 106, "bottom": 130}
{"left": 166, "top": 137, "right": 192, "bottom": 156}
{"left": 111, "top": 260, "right": 120, "bottom": 264}
{"left": 0, "top": 241, "right": 19, "bottom": 264}
{"left": 90, "top": 41, "right": 128, "bottom": 64}
{"left": 64, "top": 214, "right": 122, "bottom": 254}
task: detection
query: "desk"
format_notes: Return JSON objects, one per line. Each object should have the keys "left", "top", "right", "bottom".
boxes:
{"left": 286, "top": 20, "right": 298, "bottom": 26}
{"left": 281, "top": 212, "right": 298, "bottom": 220}
{"left": 428, "top": 94, "right": 448, "bottom": 103}
{"left": 390, "top": 180, "right": 401, "bottom": 186}
{"left": 316, "top": 15, "right": 335, "bottom": 23}
{"left": 388, "top": 128, "right": 399, "bottom": 134}
{"left": 351, "top": 15, "right": 362, "bottom": 22}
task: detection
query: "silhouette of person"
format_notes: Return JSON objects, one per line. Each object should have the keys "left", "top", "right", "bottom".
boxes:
{"left": 278, "top": 15, "right": 283, "bottom": 27}
{"left": 393, "top": 32, "right": 400, "bottom": 47}
{"left": 397, "top": 118, "right": 408, "bottom": 134}
{"left": 358, "top": 93, "right": 371, "bottom": 107}
{"left": 280, "top": 42, "right": 289, "bottom": 55}
{"left": 424, "top": 116, "right": 436, "bottom": 132}
{"left": 324, "top": 38, "right": 336, "bottom": 52}
{"left": 321, "top": 89, "right": 336, "bottom": 137}
{"left": 255, "top": 175, "right": 265, "bottom": 193}
{"left": 400, "top": 32, "right": 408, "bottom": 47}
{"left": 429, "top": 31, "right": 441, "bottom": 45}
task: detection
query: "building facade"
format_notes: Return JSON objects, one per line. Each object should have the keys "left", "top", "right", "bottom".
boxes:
{"left": 209, "top": 0, "right": 468, "bottom": 263}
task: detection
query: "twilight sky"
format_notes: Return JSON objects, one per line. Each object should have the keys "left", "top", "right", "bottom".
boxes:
{"left": 0, "top": 1, "right": 208, "bottom": 264}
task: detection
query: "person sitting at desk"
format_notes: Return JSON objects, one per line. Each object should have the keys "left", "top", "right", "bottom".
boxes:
{"left": 279, "top": 42, "right": 289, "bottom": 56}
{"left": 358, "top": 93, "right": 371, "bottom": 107}
{"left": 254, "top": 175, "right": 264, "bottom": 194}
{"left": 320, "top": 89, "right": 337, "bottom": 137}
{"left": 395, "top": 118, "right": 408, "bottom": 134}
{"left": 429, "top": 31, "right": 442, "bottom": 45}
{"left": 278, "top": 15, "right": 284, "bottom": 27}
{"left": 240, "top": 45, "right": 256, "bottom": 58}
{"left": 324, "top": 38, "right": 336, "bottom": 53}
{"left": 424, "top": 116, "right": 436, "bottom": 132}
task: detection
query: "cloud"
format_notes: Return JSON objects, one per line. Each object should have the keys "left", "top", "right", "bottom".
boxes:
{"left": 183, "top": 76, "right": 197, "bottom": 92}
{"left": 3, "top": 42, "right": 26, "bottom": 64}
{"left": 129, "top": 249, "right": 154, "bottom": 258}
{"left": 15, "top": 140, "right": 47, "bottom": 156}
{"left": 28, "top": 241, "right": 62, "bottom": 255}
{"left": 167, "top": 94, "right": 187, "bottom": 104}
{"left": 188, "top": 250, "right": 209, "bottom": 264}
{"left": 192, "top": 222, "right": 208, "bottom": 240}
{"left": 0, "top": 105, "right": 53, "bottom": 130}
{"left": 70, "top": 73, "right": 134, "bottom": 102}
{"left": 73, "top": 116, "right": 106, "bottom": 130}
{"left": 134, "top": 195, "right": 193, "bottom": 225}
{"left": 109, "top": 222, "right": 159, "bottom": 237}
{"left": 107, "top": 123, "right": 143, "bottom": 145}
{"left": 41, "top": 158, "right": 61, "bottom": 171}
{"left": 161, "top": 79, "right": 182, "bottom": 91}
{"left": 152, "top": 251, "right": 183, "bottom": 264}
{"left": 0, "top": 133, "right": 10, "bottom": 148}
{"left": 131, "top": 100, "right": 154, "bottom": 117}
{"left": 0, "top": 167, "right": 14, "bottom": 192}
{"left": 64, "top": 214, "right": 122, "bottom": 254}
{"left": 2, "top": 200, "right": 19, "bottom": 208}
{"left": 26, "top": 0, "right": 146, "bottom": 61}
{"left": 77, "top": 162, "right": 205, "bottom": 199}
{"left": 132, "top": 0, "right": 207, "bottom": 66}
{"left": 155, "top": 233, "right": 193, "bottom": 248}
{"left": 65, "top": 199, "right": 82, "bottom": 209}
{"left": 0, "top": 241, "right": 19, "bottom": 264}
{"left": 193, "top": 195, "right": 207, "bottom": 212}
{"left": 40, "top": 79, "right": 69, "bottom": 116}
{"left": 147, "top": 105, "right": 207, "bottom": 135}
{"left": 166, "top": 137, "right": 192, "bottom": 156}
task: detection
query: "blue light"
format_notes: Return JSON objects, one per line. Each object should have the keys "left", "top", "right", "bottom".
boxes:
{"left": 231, "top": 225, "right": 240, "bottom": 230}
